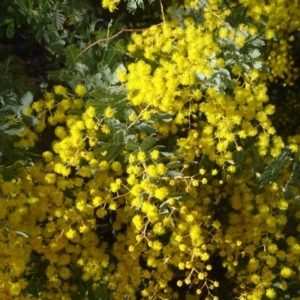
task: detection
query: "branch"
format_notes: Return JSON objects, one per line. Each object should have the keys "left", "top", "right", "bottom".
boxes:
{"left": 79, "top": 4, "right": 243, "bottom": 56}
{"left": 79, "top": 28, "right": 145, "bottom": 56}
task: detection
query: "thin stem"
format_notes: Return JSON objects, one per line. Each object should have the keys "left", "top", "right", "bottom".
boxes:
{"left": 79, "top": 28, "right": 145, "bottom": 56}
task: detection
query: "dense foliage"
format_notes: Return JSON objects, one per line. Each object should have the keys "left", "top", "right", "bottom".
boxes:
{"left": 1, "top": 0, "right": 300, "bottom": 299}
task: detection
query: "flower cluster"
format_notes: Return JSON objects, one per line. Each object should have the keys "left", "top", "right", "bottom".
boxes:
{"left": 1, "top": 1, "right": 300, "bottom": 300}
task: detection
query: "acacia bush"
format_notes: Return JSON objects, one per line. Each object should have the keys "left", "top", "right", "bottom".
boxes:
{"left": 1, "top": 0, "right": 300, "bottom": 299}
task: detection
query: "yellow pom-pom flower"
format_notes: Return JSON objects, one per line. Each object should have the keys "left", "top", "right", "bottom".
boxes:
{"left": 74, "top": 84, "right": 86, "bottom": 97}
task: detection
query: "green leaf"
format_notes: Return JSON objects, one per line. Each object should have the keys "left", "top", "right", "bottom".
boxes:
{"left": 93, "top": 144, "right": 113, "bottom": 157}
{"left": 106, "top": 118, "right": 125, "bottom": 131}
{"left": 141, "top": 134, "right": 158, "bottom": 151}
{"left": 226, "top": 6, "right": 252, "bottom": 27}
{"left": 87, "top": 91, "right": 127, "bottom": 117}
{"left": 66, "top": 108, "right": 84, "bottom": 116}
{"left": 232, "top": 149, "right": 246, "bottom": 171}
{"left": 1, "top": 124, "right": 23, "bottom": 136}
{"left": 125, "top": 139, "right": 141, "bottom": 151}
{"left": 172, "top": 192, "right": 191, "bottom": 201}
{"left": 161, "top": 152, "right": 175, "bottom": 157}
{"left": 291, "top": 152, "right": 300, "bottom": 189}
{"left": 113, "top": 130, "right": 125, "bottom": 145}
{"left": 167, "top": 161, "right": 183, "bottom": 169}
{"left": 159, "top": 200, "right": 170, "bottom": 215}
{"left": 20, "top": 91, "right": 34, "bottom": 111}
{"left": 22, "top": 114, "right": 38, "bottom": 127}
{"left": 86, "top": 99, "right": 108, "bottom": 114}
{"left": 136, "top": 123, "right": 157, "bottom": 134}
{"left": 6, "top": 21, "right": 14, "bottom": 38}
{"left": 65, "top": 45, "right": 80, "bottom": 67}
{"left": 0, "top": 18, "right": 14, "bottom": 26}
{"left": 87, "top": 282, "right": 113, "bottom": 300}
{"left": 104, "top": 145, "right": 123, "bottom": 162}
{"left": 249, "top": 49, "right": 261, "bottom": 59}
{"left": 75, "top": 62, "right": 89, "bottom": 76}
{"left": 0, "top": 161, "right": 25, "bottom": 180}
{"left": 89, "top": 89, "right": 107, "bottom": 99}
{"left": 22, "top": 148, "right": 42, "bottom": 158}
{"left": 98, "top": 133, "right": 114, "bottom": 142}
{"left": 167, "top": 170, "right": 183, "bottom": 178}
{"left": 97, "top": 65, "right": 119, "bottom": 85}
{"left": 51, "top": 11, "right": 65, "bottom": 30}
{"left": 15, "top": 230, "right": 30, "bottom": 238}
{"left": 258, "top": 148, "right": 292, "bottom": 185}
{"left": 152, "top": 113, "right": 173, "bottom": 122}
{"left": 249, "top": 37, "right": 265, "bottom": 47}
{"left": 253, "top": 61, "right": 263, "bottom": 70}
{"left": 198, "top": 155, "right": 214, "bottom": 171}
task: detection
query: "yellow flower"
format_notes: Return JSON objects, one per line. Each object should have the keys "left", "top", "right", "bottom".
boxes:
{"left": 74, "top": 84, "right": 86, "bottom": 96}
{"left": 101, "top": 124, "right": 111, "bottom": 133}
{"left": 59, "top": 266, "right": 71, "bottom": 279}
{"left": 154, "top": 187, "right": 169, "bottom": 200}
{"left": 199, "top": 168, "right": 206, "bottom": 175}
{"left": 104, "top": 106, "right": 115, "bottom": 118}
{"left": 265, "top": 29, "right": 274, "bottom": 39}
{"left": 77, "top": 166, "right": 92, "bottom": 177}
{"left": 147, "top": 165, "right": 158, "bottom": 179}
{"left": 55, "top": 126, "right": 67, "bottom": 140}
{"left": 153, "top": 222, "right": 165, "bottom": 235}
{"left": 219, "top": 27, "right": 228, "bottom": 39}
{"left": 156, "top": 163, "right": 167, "bottom": 175}
{"left": 45, "top": 173, "right": 56, "bottom": 184}
{"left": 281, "top": 267, "right": 293, "bottom": 278}
{"left": 201, "top": 178, "right": 208, "bottom": 184}
{"left": 102, "top": 0, "right": 120, "bottom": 12}
{"left": 137, "top": 151, "right": 147, "bottom": 162}
{"left": 177, "top": 280, "right": 183, "bottom": 287}
{"left": 236, "top": 34, "right": 246, "bottom": 47}
{"left": 132, "top": 214, "right": 144, "bottom": 231}
{"left": 151, "top": 240, "right": 162, "bottom": 251}
{"left": 216, "top": 58, "right": 225, "bottom": 68}
{"left": 192, "top": 180, "right": 199, "bottom": 187}
{"left": 54, "top": 85, "right": 67, "bottom": 96}
{"left": 266, "top": 288, "right": 276, "bottom": 299}
{"left": 32, "top": 100, "right": 44, "bottom": 112}
{"left": 211, "top": 169, "right": 218, "bottom": 175}
{"left": 267, "top": 244, "right": 278, "bottom": 254}
{"left": 190, "top": 225, "right": 204, "bottom": 247}
{"left": 92, "top": 196, "right": 103, "bottom": 206}
{"left": 10, "top": 282, "right": 22, "bottom": 296}
{"left": 232, "top": 65, "right": 243, "bottom": 75}
{"left": 89, "top": 158, "right": 99, "bottom": 169}
{"left": 66, "top": 228, "right": 77, "bottom": 240}
{"left": 201, "top": 252, "right": 209, "bottom": 261}
{"left": 85, "top": 106, "right": 96, "bottom": 118}
{"left": 278, "top": 199, "right": 289, "bottom": 210}
{"left": 111, "top": 161, "right": 122, "bottom": 173}
{"left": 43, "top": 151, "right": 53, "bottom": 162}
{"left": 117, "top": 69, "right": 127, "bottom": 82}
{"left": 147, "top": 256, "right": 157, "bottom": 267}
{"left": 110, "top": 179, "right": 121, "bottom": 192}
{"left": 54, "top": 163, "right": 71, "bottom": 176}
{"left": 227, "top": 165, "right": 236, "bottom": 173}
{"left": 99, "top": 160, "right": 110, "bottom": 170}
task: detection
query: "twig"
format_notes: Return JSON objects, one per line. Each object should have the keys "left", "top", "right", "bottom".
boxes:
{"left": 160, "top": 0, "right": 165, "bottom": 23}
{"left": 79, "top": 28, "right": 145, "bottom": 56}
{"left": 79, "top": 4, "right": 243, "bottom": 56}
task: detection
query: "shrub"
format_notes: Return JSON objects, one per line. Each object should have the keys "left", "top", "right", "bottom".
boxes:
{"left": 1, "top": 0, "right": 300, "bottom": 299}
